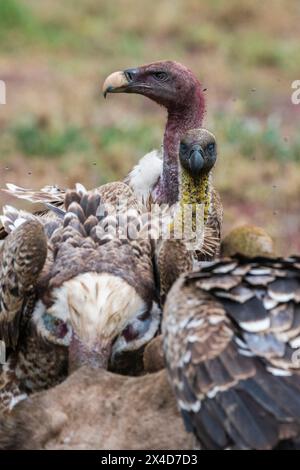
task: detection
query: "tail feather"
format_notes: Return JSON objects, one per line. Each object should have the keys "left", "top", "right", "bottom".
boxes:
{"left": 3, "top": 183, "right": 65, "bottom": 204}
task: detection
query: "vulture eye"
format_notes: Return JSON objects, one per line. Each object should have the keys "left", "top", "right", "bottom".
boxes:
{"left": 152, "top": 71, "right": 168, "bottom": 82}
{"left": 207, "top": 143, "right": 215, "bottom": 155}
{"left": 180, "top": 143, "right": 188, "bottom": 154}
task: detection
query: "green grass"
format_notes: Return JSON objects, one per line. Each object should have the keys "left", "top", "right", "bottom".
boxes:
{"left": 99, "top": 125, "right": 160, "bottom": 154}
{"left": 0, "top": 0, "right": 87, "bottom": 52}
{"left": 13, "top": 120, "right": 90, "bottom": 157}
{"left": 1, "top": 0, "right": 298, "bottom": 75}
{"left": 9, "top": 113, "right": 300, "bottom": 165}
{"left": 215, "top": 113, "right": 300, "bottom": 162}
{"left": 0, "top": 0, "right": 35, "bottom": 31}
{"left": 181, "top": 24, "right": 222, "bottom": 52}
{"left": 0, "top": 0, "right": 40, "bottom": 49}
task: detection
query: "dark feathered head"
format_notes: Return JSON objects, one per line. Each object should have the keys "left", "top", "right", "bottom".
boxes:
{"left": 179, "top": 128, "right": 217, "bottom": 178}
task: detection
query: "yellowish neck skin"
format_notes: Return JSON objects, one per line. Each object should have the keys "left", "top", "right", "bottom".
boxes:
{"left": 179, "top": 168, "right": 211, "bottom": 224}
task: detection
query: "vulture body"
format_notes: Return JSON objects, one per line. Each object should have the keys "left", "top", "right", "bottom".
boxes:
{"left": 163, "top": 256, "right": 300, "bottom": 449}
{"left": 0, "top": 184, "right": 160, "bottom": 411}
{"left": 157, "top": 128, "right": 222, "bottom": 303}
{"left": 0, "top": 127, "right": 223, "bottom": 404}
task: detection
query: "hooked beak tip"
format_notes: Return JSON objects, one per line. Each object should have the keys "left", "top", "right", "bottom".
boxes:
{"left": 102, "top": 71, "right": 130, "bottom": 98}
{"left": 103, "top": 88, "right": 110, "bottom": 99}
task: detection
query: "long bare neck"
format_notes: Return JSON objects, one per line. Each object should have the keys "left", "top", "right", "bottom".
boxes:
{"left": 156, "top": 88, "right": 205, "bottom": 205}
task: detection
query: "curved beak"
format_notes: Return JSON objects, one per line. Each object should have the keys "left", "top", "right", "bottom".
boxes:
{"left": 103, "top": 70, "right": 133, "bottom": 98}
{"left": 68, "top": 332, "right": 112, "bottom": 372}
{"left": 189, "top": 147, "right": 205, "bottom": 176}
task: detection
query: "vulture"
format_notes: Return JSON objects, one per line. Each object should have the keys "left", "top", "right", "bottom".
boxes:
{"left": 103, "top": 60, "right": 206, "bottom": 206}
{"left": 143, "top": 226, "right": 277, "bottom": 375}
{"left": 1, "top": 61, "right": 207, "bottom": 248}
{"left": 0, "top": 184, "right": 160, "bottom": 411}
{"left": 2, "top": 129, "right": 222, "bottom": 272}
{"left": 163, "top": 255, "right": 300, "bottom": 449}
{"left": 168, "top": 128, "right": 221, "bottom": 260}
{"left": 0, "top": 125, "right": 221, "bottom": 408}
{"left": 2, "top": 61, "right": 206, "bottom": 216}
{"left": 156, "top": 128, "right": 222, "bottom": 304}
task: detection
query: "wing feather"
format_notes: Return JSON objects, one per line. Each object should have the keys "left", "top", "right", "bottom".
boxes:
{"left": 0, "top": 219, "right": 47, "bottom": 348}
{"left": 163, "top": 256, "right": 300, "bottom": 449}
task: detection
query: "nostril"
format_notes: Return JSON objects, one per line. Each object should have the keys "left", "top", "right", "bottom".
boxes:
{"left": 125, "top": 71, "right": 133, "bottom": 81}
{"left": 124, "top": 69, "right": 137, "bottom": 82}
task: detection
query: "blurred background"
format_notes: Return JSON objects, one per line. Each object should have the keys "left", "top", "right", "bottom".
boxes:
{"left": 0, "top": 0, "right": 299, "bottom": 253}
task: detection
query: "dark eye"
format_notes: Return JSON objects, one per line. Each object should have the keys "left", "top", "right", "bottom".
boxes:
{"left": 180, "top": 143, "right": 188, "bottom": 154}
{"left": 152, "top": 71, "right": 168, "bottom": 82}
{"left": 207, "top": 143, "right": 215, "bottom": 155}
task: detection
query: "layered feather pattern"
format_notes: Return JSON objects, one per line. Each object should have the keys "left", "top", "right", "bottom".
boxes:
{"left": 0, "top": 183, "right": 161, "bottom": 411}
{"left": 163, "top": 255, "right": 300, "bottom": 449}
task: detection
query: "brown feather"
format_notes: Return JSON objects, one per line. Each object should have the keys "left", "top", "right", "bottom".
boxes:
{"left": 163, "top": 255, "right": 300, "bottom": 449}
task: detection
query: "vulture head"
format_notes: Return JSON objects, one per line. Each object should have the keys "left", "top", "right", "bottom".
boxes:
{"left": 179, "top": 128, "right": 217, "bottom": 178}
{"left": 103, "top": 60, "right": 204, "bottom": 115}
{"left": 103, "top": 61, "right": 206, "bottom": 205}
{"left": 64, "top": 272, "right": 152, "bottom": 371}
